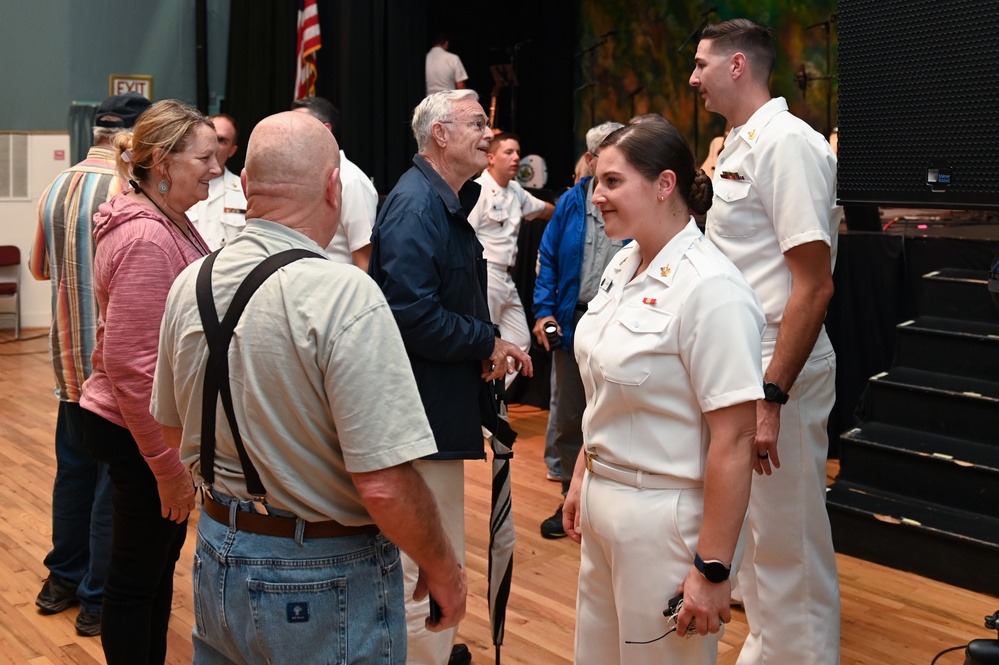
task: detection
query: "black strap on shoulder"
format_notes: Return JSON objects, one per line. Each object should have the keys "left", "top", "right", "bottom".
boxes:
{"left": 195, "top": 248, "right": 325, "bottom": 496}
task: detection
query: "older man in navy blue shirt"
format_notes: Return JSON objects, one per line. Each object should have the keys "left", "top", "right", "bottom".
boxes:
{"left": 370, "top": 90, "right": 532, "bottom": 665}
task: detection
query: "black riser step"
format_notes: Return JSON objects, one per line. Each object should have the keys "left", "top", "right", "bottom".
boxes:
{"left": 862, "top": 368, "right": 999, "bottom": 445}
{"left": 895, "top": 317, "right": 999, "bottom": 382}
{"left": 827, "top": 481, "right": 999, "bottom": 594}
{"left": 920, "top": 269, "right": 999, "bottom": 325}
{"left": 839, "top": 424, "right": 999, "bottom": 514}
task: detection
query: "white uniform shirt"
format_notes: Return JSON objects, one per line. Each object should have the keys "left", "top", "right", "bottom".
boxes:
{"left": 187, "top": 167, "right": 247, "bottom": 251}
{"left": 325, "top": 150, "right": 378, "bottom": 264}
{"left": 425, "top": 46, "right": 468, "bottom": 96}
{"left": 707, "top": 97, "right": 842, "bottom": 327}
{"left": 574, "top": 221, "right": 765, "bottom": 482}
{"left": 468, "top": 169, "right": 546, "bottom": 267}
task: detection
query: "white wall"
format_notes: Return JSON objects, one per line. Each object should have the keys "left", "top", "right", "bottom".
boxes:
{"left": 0, "top": 133, "right": 71, "bottom": 331}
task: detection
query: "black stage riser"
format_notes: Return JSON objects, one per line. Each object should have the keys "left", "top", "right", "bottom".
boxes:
{"left": 828, "top": 483, "right": 999, "bottom": 594}
{"left": 838, "top": 427, "right": 999, "bottom": 514}
{"left": 919, "top": 270, "right": 999, "bottom": 325}
{"left": 894, "top": 318, "right": 999, "bottom": 383}
{"left": 864, "top": 370, "right": 999, "bottom": 446}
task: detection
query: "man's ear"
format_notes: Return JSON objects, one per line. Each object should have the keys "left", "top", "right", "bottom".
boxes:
{"left": 326, "top": 167, "right": 342, "bottom": 211}
{"left": 583, "top": 151, "right": 595, "bottom": 172}
{"left": 731, "top": 52, "right": 748, "bottom": 80}
{"left": 240, "top": 168, "right": 248, "bottom": 198}
{"left": 432, "top": 122, "right": 448, "bottom": 148}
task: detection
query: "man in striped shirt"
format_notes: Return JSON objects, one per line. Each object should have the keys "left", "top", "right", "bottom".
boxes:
{"left": 29, "top": 91, "right": 150, "bottom": 637}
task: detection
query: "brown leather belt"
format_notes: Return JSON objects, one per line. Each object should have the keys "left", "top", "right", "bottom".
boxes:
{"left": 201, "top": 494, "right": 377, "bottom": 539}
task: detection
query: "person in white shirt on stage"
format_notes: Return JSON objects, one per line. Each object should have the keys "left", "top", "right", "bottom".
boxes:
{"left": 425, "top": 32, "right": 468, "bottom": 96}
{"left": 469, "top": 133, "right": 554, "bottom": 373}
{"left": 187, "top": 114, "right": 246, "bottom": 250}
{"left": 292, "top": 96, "right": 379, "bottom": 271}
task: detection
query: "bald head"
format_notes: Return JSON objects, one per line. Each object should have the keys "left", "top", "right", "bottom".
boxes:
{"left": 243, "top": 111, "right": 342, "bottom": 245}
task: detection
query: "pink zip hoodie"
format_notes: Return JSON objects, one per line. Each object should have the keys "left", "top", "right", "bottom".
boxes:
{"left": 81, "top": 191, "right": 208, "bottom": 483}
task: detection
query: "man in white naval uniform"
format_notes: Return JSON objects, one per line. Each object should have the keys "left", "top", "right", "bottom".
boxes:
{"left": 187, "top": 114, "right": 246, "bottom": 251}
{"left": 292, "top": 96, "right": 379, "bottom": 271}
{"left": 690, "top": 18, "right": 843, "bottom": 665}
{"left": 468, "top": 132, "right": 553, "bottom": 367}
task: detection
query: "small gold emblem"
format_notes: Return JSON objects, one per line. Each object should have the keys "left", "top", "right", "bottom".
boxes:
{"left": 660, "top": 264, "right": 671, "bottom": 277}
{"left": 748, "top": 129, "right": 757, "bottom": 140}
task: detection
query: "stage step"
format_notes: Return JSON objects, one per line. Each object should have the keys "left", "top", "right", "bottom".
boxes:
{"left": 827, "top": 480, "right": 999, "bottom": 593}
{"left": 895, "top": 316, "right": 999, "bottom": 382}
{"left": 838, "top": 422, "right": 999, "bottom": 514}
{"left": 919, "top": 268, "right": 999, "bottom": 324}
{"left": 862, "top": 367, "right": 999, "bottom": 446}
{"left": 829, "top": 265, "right": 999, "bottom": 594}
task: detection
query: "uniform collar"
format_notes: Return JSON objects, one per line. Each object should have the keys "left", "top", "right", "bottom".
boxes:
{"left": 612, "top": 219, "right": 702, "bottom": 288}
{"left": 729, "top": 97, "right": 789, "bottom": 148}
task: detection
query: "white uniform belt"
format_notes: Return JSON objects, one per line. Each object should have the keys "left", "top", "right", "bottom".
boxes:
{"left": 487, "top": 261, "right": 515, "bottom": 274}
{"left": 585, "top": 453, "right": 703, "bottom": 490}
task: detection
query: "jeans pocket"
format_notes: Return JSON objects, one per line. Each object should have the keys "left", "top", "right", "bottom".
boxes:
{"left": 192, "top": 552, "right": 206, "bottom": 637}
{"left": 247, "top": 576, "right": 348, "bottom": 665}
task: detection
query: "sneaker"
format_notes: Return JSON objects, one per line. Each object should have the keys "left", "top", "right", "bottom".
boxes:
{"left": 35, "top": 577, "right": 79, "bottom": 614}
{"left": 540, "top": 504, "right": 567, "bottom": 539}
{"left": 448, "top": 643, "right": 472, "bottom": 665}
{"left": 546, "top": 471, "right": 560, "bottom": 482}
{"left": 75, "top": 609, "right": 101, "bottom": 637}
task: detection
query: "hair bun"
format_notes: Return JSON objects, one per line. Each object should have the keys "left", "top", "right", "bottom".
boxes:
{"left": 688, "top": 169, "right": 713, "bottom": 216}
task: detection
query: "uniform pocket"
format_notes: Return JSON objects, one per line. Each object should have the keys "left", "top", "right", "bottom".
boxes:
{"left": 711, "top": 179, "right": 757, "bottom": 238}
{"left": 599, "top": 306, "right": 672, "bottom": 386}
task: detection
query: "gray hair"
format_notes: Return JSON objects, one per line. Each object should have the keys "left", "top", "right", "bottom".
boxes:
{"left": 92, "top": 126, "right": 130, "bottom": 146}
{"left": 412, "top": 89, "right": 480, "bottom": 153}
{"left": 586, "top": 121, "right": 625, "bottom": 153}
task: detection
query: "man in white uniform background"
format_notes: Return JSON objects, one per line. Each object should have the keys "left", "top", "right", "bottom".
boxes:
{"left": 425, "top": 32, "right": 468, "bottom": 96}
{"left": 187, "top": 114, "right": 246, "bottom": 250}
{"left": 292, "top": 96, "right": 379, "bottom": 271}
{"left": 469, "top": 133, "right": 553, "bottom": 378}
{"left": 690, "top": 18, "right": 842, "bottom": 665}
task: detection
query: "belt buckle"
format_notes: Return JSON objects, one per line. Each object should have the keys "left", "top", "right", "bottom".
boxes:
{"left": 585, "top": 452, "right": 594, "bottom": 472}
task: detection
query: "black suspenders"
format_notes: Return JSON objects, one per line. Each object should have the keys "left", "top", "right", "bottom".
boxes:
{"left": 195, "top": 248, "right": 326, "bottom": 500}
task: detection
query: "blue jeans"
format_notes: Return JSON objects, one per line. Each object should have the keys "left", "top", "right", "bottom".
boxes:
{"left": 43, "top": 401, "right": 113, "bottom": 614}
{"left": 84, "top": 410, "right": 188, "bottom": 665}
{"left": 192, "top": 494, "right": 406, "bottom": 665}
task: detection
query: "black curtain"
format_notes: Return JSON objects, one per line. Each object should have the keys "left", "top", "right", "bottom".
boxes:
{"left": 223, "top": 0, "right": 427, "bottom": 192}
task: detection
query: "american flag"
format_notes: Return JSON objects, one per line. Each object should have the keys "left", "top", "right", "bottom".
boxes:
{"left": 294, "top": 0, "right": 321, "bottom": 100}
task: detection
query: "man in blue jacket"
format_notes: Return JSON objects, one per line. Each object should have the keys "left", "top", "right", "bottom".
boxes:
{"left": 370, "top": 89, "right": 532, "bottom": 665}
{"left": 532, "top": 121, "right": 624, "bottom": 539}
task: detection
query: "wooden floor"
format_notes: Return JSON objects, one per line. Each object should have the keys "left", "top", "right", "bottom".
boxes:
{"left": 1, "top": 328, "right": 996, "bottom": 665}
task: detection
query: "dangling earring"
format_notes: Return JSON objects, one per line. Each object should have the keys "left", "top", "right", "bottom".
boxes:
{"left": 157, "top": 180, "right": 169, "bottom": 194}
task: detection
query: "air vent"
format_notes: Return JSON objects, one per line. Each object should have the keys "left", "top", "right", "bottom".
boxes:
{"left": 0, "top": 133, "right": 29, "bottom": 200}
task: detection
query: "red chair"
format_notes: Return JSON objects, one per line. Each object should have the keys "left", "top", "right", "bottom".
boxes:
{"left": 0, "top": 245, "right": 21, "bottom": 339}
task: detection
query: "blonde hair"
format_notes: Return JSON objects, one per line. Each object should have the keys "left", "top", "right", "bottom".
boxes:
{"left": 113, "top": 99, "right": 213, "bottom": 186}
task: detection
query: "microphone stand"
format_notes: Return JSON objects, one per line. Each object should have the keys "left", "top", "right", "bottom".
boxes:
{"left": 574, "top": 37, "right": 608, "bottom": 130}
{"left": 804, "top": 14, "right": 837, "bottom": 138}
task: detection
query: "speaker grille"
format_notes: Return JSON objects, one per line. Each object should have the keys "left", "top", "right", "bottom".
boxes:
{"left": 838, "top": 0, "right": 999, "bottom": 209}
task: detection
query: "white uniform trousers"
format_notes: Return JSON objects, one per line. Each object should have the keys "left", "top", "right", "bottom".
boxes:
{"left": 574, "top": 472, "right": 720, "bottom": 665}
{"left": 736, "top": 331, "right": 840, "bottom": 665}
{"left": 486, "top": 263, "right": 530, "bottom": 389}
{"left": 402, "top": 460, "right": 465, "bottom": 665}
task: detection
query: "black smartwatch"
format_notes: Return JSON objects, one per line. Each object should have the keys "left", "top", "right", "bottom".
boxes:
{"left": 694, "top": 553, "right": 731, "bottom": 583}
{"left": 763, "top": 381, "right": 789, "bottom": 405}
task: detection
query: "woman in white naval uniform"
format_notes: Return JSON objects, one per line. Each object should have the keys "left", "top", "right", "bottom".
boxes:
{"left": 563, "top": 121, "right": 766, "bottom": 665}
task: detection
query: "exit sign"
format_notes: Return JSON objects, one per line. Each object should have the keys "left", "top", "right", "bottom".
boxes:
{"left": 109, "top": 75, "right": 153, "bottom": 100}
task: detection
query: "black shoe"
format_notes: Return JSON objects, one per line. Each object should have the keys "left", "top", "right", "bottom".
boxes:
{"left": 448, "top": 643, "right": 472, "bottom": 665}
{"left": 540, "top": 504, "right": 567, "bottom": 539}
{"left": 35, "top": 577, "right": 79, "bottom": 614}
{"left": 75, "top": 609, "right": 101, "bottom": 637}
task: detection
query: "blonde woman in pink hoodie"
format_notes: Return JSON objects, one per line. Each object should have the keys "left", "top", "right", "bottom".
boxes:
{"left": 80, "top": 99, "right": 220, "bottom": 665}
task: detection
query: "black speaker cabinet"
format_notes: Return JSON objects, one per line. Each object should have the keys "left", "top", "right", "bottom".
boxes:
{"left": 837, "top": 0, "right": 999, "bottom": 210}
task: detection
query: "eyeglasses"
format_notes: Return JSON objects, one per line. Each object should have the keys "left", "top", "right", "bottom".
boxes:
{"left": 440, "top": 118, "right": 491, "bottom": 133}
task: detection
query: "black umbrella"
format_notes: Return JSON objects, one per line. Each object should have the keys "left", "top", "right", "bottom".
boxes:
{"left": 487, "top": 380, "right": 518, "bottom": 665}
